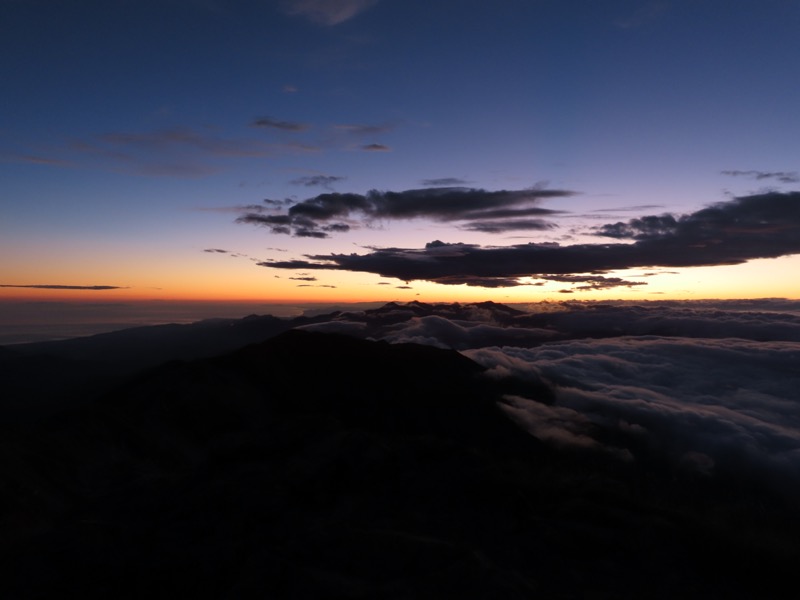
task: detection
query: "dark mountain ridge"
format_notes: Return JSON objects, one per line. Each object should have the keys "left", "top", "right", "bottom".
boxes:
{"left": 1, "top": 329, "right": 797, "bottom": 598}
{"left": 0, "top": 301, "right": 535, "bottom": 419}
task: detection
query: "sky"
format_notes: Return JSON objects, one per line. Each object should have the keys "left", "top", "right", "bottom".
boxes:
{"left": 2, "top": 0, "right": 800, "bottom": 305}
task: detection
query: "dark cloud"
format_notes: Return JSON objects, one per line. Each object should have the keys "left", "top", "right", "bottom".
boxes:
{"left": 282, "top": 0, "right": 379, "bottom": 25}
{"left": 431, "top": 275, "right": 525, "bottom": 288}
{"left": 290, "top": 175, "right": 346, "bottom": 189}
{"left": 421, "top": 177, "right": 469, "bottom": 187}
{"left": 237, "top": 214, "right": 293, "bottom": 235}
{"left": 322, "top": 223, "right": 350, "bottom": 233}
{"left": 203, "top": 248, "right": 229, "bottom": 253}
{"left": 0, "top": 284, "right": 126, "bottom": 290}
{"left": 594, "top": 214, "right": 679, "bottom": 240}
{"left": 539, "top": 275, "right": 647, "bottom": 291}
{"left": 238, "top": 185, "right": 573, "bottom": 238}
{"left": 252, "top": 116, "right": 309, "bottom": 132}
{"left": 294, "top": 228, "right": 329, "bottom": 238}
{"left": 263, "top": 192, "right": 800, "bottom": 287}
{"left": 462, "top": 218, "right": 555, "bottom": 233}
{"left": 722, "top": 170, "right": 799, "bottom": 184}
{"left": 361, "top": 143, "right": 390, "bottom": 152}
{"left": 290, "top": 276, "right": 317, "bottom": 281}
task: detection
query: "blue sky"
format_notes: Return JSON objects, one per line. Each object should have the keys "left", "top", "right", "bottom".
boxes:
{"left": 2, "top": 0, "right": 799, "bottom": 301}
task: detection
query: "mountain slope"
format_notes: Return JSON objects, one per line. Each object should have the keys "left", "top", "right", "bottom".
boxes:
{"left": 2, "top": 330, "right": 797, "bottom": 599}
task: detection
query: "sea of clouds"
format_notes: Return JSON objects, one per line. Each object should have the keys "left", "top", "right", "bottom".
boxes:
{"left": 299, "top": 300, "right": 800, "bottom": 498}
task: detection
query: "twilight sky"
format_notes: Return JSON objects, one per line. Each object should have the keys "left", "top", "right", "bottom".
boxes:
{"left": 2, "top": 0, "right": 799, "bottom": 303}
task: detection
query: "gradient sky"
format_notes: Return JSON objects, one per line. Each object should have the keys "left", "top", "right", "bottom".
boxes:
{"left": 2, "top": 0, "right": 799, "bottom": 304}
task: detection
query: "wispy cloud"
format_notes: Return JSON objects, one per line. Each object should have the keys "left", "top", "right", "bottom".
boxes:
{"left": 282, "top": 0, "right": 379, "bottom": 26}
{"left": 290, "top": 174, "right": 346, "bottom": 189}
{"left": 335, "top": 123, "right": 394, "bottom": 135}
{"left": 66, "top": 125, "right": 323, "bottom": 177}
{"left": 252, "top": 116, "right": 309, "bottom": 132}
{"left": 722, "top": 170, "right": 799, "bottom": 184}
{"left": 361, "top": 143, "right": 390, "bottom": 152}
{"left": 97, "top": 128, "right": 272, "bottom": 157}
{"left": 421, "top": 177, "right": 470, "bottom": 187}
{"left": 1, "top": 154, "right": 71, "bottom": 167}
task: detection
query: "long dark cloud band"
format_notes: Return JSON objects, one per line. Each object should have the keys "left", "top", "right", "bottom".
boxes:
{"left": 0, "top": 284, "right": 126, "bottom": 290}
{"left": 238, "top": 185, "right": 572, "bottom": 238}
{"left": 261, "top": 192, "right": 800, "bottom": 286}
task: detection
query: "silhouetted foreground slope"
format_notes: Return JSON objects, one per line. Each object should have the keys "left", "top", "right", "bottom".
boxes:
{"left": 2, "top": 331, "right": 797, "bottom": 599}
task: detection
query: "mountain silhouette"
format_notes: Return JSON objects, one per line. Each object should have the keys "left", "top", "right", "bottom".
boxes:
{"left": 2, "top": 328, "right": 797, "bottom": 599}
{"left": 0, "top": 301, "right": 541, "bottom": 420}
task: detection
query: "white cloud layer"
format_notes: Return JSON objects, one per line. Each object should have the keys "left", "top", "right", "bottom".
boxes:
{"left": 465, "top": 336, "right": 800, "bottom": 495}
{"left": 295, "top": 299, "right": 800, "bottom": 498}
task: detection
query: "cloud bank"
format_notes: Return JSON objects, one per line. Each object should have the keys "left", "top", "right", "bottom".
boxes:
{"left": 259, "top": 191, "right": 800, "bottom": 287}
{"left": 467, "top": 336, "right": 800, "bottom": 495}
{"left": 292, "top": 299, "right": 800, "bottom": 498}
{"left": 239, "top": 185, "right": 573, "bottom": 239}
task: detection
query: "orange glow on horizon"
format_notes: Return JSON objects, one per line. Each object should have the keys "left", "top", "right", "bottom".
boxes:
{"left": 2, "top": 256, "right": 799, "bottom": 303}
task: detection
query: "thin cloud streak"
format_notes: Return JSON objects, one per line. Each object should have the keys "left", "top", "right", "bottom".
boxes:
{"left": 421, "top": 177, "right": 470, "bottom": 187}
{"left": 721, "top": 169, "right": 799, "bottom": 184}
{"left": 335, "top": 123, "right": 394, "bottom": 135}
{"left": 252, "top": 116, "right": 309, "bottom": 132}
{"left": 361, "top": 143, "right": 390, "bottom": 152}
{"left": 290, "top": 175, "right": 346, "bottom": 189}
{"left": 0, "top": 284, "right": 127, "bottom": 291}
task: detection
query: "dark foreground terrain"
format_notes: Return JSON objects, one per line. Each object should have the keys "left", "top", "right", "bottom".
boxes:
{"left": 2, "top": 318, "right": 799, "bottom": 598}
